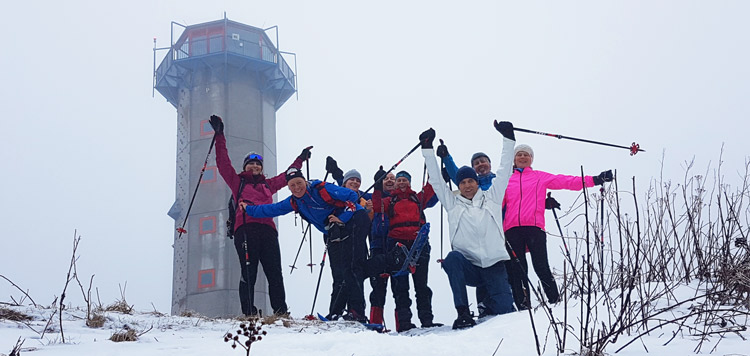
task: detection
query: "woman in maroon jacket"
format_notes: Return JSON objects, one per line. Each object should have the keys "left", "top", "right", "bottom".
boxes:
{"left": 209, "top": 115, "right": 311, "bottom": 316}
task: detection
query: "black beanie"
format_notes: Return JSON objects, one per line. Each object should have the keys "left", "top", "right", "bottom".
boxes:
{"left": 285, "top": 167, "right": 305, "bottom": 182}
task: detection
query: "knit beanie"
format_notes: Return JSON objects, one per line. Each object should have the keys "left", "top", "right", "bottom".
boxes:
{"left": 285, "top": 167, "right": 305, "bottom": 182}
{"left": 514, "top": 144, "right": 534, "bottom": 164}
{"left": 343, "top": 169, "right": 361, "bottom": 185}
{"left": 395, "top": 171, "right": 411, "bottom": 183}
{"left": 471, "top": 152, "right": 490, "bottom": 164}
{"left": 456, "top": 166, "right": 478, "bottom": 184}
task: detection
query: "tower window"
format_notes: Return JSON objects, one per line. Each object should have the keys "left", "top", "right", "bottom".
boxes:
{"left": 200, "top": 120, "right": 214, "bottom": 136}
{"left": 201, "top": 166, "right": 217, "bottom": 183}
{"left": 199, "top": 216, "right": 216, "bottom": 234}
{"left": 198, "top": 269, "right": 215, "bottom": 288}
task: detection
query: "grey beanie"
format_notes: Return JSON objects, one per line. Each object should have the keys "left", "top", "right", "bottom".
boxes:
{"left": 343, "top": 169, "right": 361, "bottom": 185}
{"left": 471, "top": 152, "right": 490, "bottom": 164}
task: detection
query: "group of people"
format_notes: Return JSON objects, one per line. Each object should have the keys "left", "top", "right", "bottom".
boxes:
{"left": 208, "top": 115, "right": 613, "bottom": 330}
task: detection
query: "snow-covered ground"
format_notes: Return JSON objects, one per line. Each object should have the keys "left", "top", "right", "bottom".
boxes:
{"left": 2, "top": 283, "right": 747, "bottom": 356}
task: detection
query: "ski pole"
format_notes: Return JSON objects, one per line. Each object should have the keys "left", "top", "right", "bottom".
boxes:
{"left": 359, "top": 141, "right": 422, "bottom": 198}
{"left": 548, "top": 192, "right": 583, "bottom": 294}
{"left": 241, "top": 213, "right": 256, "bottom": 316}
{"left": 306, "top": 158, "right": 314, "bottom": 273}
{"left": 504, "top": 240, "right": 542, "bottom": 355}
{"left": 513, "top": 127, "right": 644, "bottom": 156}
{"left": 288, "top": 223, "right": 310, "bottom": 274}
{"left": 306, "top": 238, "right": 330, "bottom": 319}
{"left": 289, "top": 172, "right": 328, "bottom": 274}
{"left": 599, "top": 186, "right": 605, "bottom": 292}
{"left": 176, "top": 134, "right": 216, "bottom": 238}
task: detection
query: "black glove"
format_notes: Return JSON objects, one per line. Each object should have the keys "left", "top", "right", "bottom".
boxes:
{"left": 545, "top": 194, "right": 561, "bottom": 210}
{"left": 436, "top": 139, "right": 449, "bottom": 158}
{"left": 493, "top": 120, "right": 514, "bottom": 140}
{"left": 441, "top": 166, "right": 451, "bottom": 184}
{"left": 298, "top": 146, "right": 313, "bottom": 161}
{"left": 326, "top": 156, "right": 344, "bottom": 181}
{"left": 593, "top": 170, "right": 614, "bottom": 185}
{"left": 209, "top": 115, "right": 224, "bottom": 134}
{"left": 419, "top": 128, "right": 436, "bottom": 149}
{"left": 373, "top": 165, "right": 386, "bottom": 191}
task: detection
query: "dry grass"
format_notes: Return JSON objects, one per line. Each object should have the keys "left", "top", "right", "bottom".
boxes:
{"left": 179, "top": 309, "right": 200, "bottom": 317}
{"left": 0, "top": 307, "right": 32, "bottom": 322}
{"left": 260, "top": 313, "right": 292, "bottom": 327}
{"left": 109, "top": 329, "right": 138, "bottom": 342}
{"left": 86, "top": 312, "right": 106, "bottom": 328}
{"left": 104, "top": 300, "right": 133, "bottom": 314}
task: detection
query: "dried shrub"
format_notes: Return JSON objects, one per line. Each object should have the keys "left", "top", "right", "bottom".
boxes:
{"left": 180, "top": 309, "right": 199, "bottom": 317}
{"left": 104, "top": 299, "right": 133, "bottom": 314}
{"left": 86, "top": 312, "right": 106, "bottom": 328}
{"left": 109, "top": 329, "right": 138, "bottom": 342}
{"left": 0, "top": 307, "right": 32, "bottom": 322}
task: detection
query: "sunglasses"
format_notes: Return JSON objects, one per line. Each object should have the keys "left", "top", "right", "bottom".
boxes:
{"left": 246, "top": 153, "right": 263, "bottom": 161}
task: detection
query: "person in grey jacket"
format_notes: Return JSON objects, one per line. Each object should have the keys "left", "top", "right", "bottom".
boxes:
{"left": 421, "top": 120, "right": 517, "bottom": 329}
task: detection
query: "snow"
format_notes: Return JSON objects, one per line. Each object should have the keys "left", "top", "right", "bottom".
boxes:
{"left": 2, "top": 283, "right": 747, "bottom": 356}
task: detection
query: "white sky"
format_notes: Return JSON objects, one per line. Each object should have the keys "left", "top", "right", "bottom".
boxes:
{"left": 1, "top": 0, "right": 748, "bottom": 321}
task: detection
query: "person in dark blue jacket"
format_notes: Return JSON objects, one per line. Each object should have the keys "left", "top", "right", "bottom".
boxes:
{"left": 241, "top": 167, "right": 371, "bottom": 322}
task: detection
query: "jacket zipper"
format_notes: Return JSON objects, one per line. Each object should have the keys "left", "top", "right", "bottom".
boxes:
{"left": 517, "top": 169, "right": 523, "bottom": 227}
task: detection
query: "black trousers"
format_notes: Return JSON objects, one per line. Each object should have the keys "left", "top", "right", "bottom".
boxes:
{"left": 234, "top": 223, "right": 288, "bottom": 315}
{"left": 328, "top": 210, "right": 370, "bottom": 317}
{"left": 392, "top": 241, "right": 434, "bottom": 327}
{"left": 505, "top": 226, "right": 560, "bottom": 309}
{"left": 368, "top": 247, "right": 391, "bottom": 308}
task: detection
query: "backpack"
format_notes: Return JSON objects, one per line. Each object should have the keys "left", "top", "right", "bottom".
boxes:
{"left": 226, "top": 177, "right": 270, "bottom": 239}
{"left": 386, "top": 191, "right": 425, "bottom": 240}
{"left": 289, "top": 181, "right": 356, "bottom": 220}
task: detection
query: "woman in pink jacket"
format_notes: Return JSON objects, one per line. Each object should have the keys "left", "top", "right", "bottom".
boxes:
{"left": 209, "top": 115, "right": 311, "bottom": 317}
{"left": 503, "top": 144, "right": 612, "bottom": 309}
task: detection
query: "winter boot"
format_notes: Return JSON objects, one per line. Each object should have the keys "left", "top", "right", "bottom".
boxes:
{"left": 543, "top": 280, "right": 560, "bottom": 304}
{"left": 452, "top": 306, "right": 476, "bottom": 330}
{"left": 369, "top": 306, "right": 384, "bottom": 325}
{"left": 421, "top": 320, "right": 444, "bottom": 328}
{"left": 343, "top": 309, "right": 369, "bottom": 323}
{"left": 394, "top": 309, "right": 417, "bottom": 332}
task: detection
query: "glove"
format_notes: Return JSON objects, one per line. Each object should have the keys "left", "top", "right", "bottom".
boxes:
{"left": 436, "top": 139, "right": 449, "bottom": 158}
{"left": 493, "top": 120, "right": 514, "bottom": 140}
{"left": 298, "top": 146, "right": 313, "bottom": 161}
{"left": 373, "top": 165, "right": 386, "bottom": 191}
{"left": 593, "top": 170, "right": 614, "bottom": 185}
{"left": 419, "top": 128, "right": 436, "bottom": 149}
{"left": 209, "top": 115, "right": 224, "bottom": 134}
{"left": 441, "top": 166, "right": 451, "bottom": 184}
{"left": 545, "top": 194, "right": 561, "bottom": 210}
{"left": 326, "top": 156, "right": 344, "bottom": 181}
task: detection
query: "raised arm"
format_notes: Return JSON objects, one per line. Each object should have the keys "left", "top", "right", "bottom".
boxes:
{"left": 267, "top": 146, "right": 311, "bottom": 192}
{"left": 437, "top": 140, "right": 460, "bottom": 186}
{"left": 209, "top": 115, "right": 241, "bottom": 194}
{"left": 487, "top": 121, "right": 516, "bottom": 203}
{"left": 420, "top": 129, "right": 455, "bottom": 211}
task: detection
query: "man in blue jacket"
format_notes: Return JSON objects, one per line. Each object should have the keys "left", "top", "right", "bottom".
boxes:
{"left": 241, "top": 167, "right": 371, "bottom": 322}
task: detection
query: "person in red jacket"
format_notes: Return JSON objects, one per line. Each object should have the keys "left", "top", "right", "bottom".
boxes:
{"left": 502, "top": 143, "right": 612, "bottom": 309}
{"left": 372, "top": 164, "right": 442, "bottom": 331}
{"left": 209, "top": 115, "right": 311, "bottom": 316}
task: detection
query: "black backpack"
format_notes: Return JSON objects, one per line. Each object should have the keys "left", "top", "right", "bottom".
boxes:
{"left": 226, "top": 178, "right": 247, "bottom": 239}
{"left": 226, "top": 177, "right": 271, "bottom": 238}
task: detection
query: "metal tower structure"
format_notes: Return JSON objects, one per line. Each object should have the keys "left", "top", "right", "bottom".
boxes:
{"left": 154, "top": 17, "right": 296, "bottom": 317}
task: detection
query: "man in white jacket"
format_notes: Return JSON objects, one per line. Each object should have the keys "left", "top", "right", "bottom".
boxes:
{"left": 420, "top": 121, "right": 517, "bottom": 329}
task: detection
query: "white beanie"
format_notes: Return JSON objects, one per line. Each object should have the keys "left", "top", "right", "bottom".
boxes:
{"left": 514, "top": 144, "right": 534, "bottom": 164}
